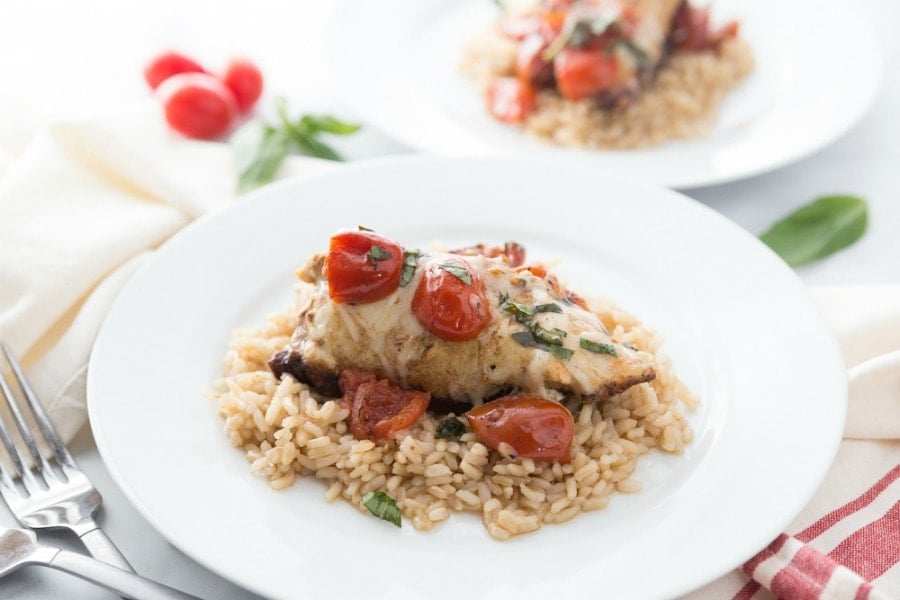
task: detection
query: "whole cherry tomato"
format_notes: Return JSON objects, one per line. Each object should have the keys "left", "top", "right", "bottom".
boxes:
{"left": 487, "top": 77, "right": 537, "bottom": 123}
{"left": 143, "top": 51, "right": 206, "bottom": 90}
{"left": 156, "top": 73, "right": 238, "bottom": 139}
{"left": 553, "top": 48, "right": 620, "bottom": 101}
{"left": 466, "top": 395, "right": 574, "bottom": 463}
{"left": 412, "top": 259, "right": 491, "bottom": 342}
{"left": 221, "top": 59, "right": 264, "bottom": 112}
{"left": 338, "top": 370, "right": 430, "bottom": 443}
{"left": 324, "top": 231, "right": 403, "bottom": 304}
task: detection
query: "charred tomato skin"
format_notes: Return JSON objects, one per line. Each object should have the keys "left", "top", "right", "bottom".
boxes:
{"left": 412, "top": 259, "right": 492, "bottom": 342}
{"left": 338, "top": 370, "right": 430, "bottom": 443}
{"left": 325, "top": 231, "right": 403, "bottom": 304}
{"left": 466, "top": 394, "right": 574, "bottom": 464}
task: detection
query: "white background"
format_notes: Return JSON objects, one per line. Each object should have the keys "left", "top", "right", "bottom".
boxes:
{"left": 0, "top": 0, "right": 897, "bottom": 598}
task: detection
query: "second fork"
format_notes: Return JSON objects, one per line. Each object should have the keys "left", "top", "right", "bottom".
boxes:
{"left": 0, "top": 342, "right": 133, "bottom": 572}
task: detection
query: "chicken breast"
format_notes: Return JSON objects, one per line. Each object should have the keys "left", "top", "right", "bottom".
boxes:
{"left": 270, "top": 248, "right": 655, "bottom": 404}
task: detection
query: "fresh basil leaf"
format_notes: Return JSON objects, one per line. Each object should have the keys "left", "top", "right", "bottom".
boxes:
{"left": 439, "top": 262, "right": 472, "bottom": 285}
{"left": 299, "top": 115, "right": 361, "bottom": 136}
{"left": 400, "top": 249, "right": 422, "bottom": 287}
{"left": 361, "top": 491, "right": 401, "bottom": 527}
{"left": 276, "top": 97, "right": 344, "bottom": 162}
{"left": 290, "top": 130, "right": 342, "bottom": 161}
{"left": 434, "top": 416, "right": 466, "bottom": 439}
{"left": 614, "top": 39, "right": 648, "bottom": 64}
{"left": 367, "top": 245, "right": 392, "bottom": 269}
{"left": 759, "top": 195, "right": 868, "bottom": 267}
{"left": 233, "top": 121, "right": 290, "bottom": 193}
{"left": 580, "top": 338, "right": 618, "bottom": 356}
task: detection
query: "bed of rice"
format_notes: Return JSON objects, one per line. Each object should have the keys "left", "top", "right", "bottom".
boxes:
{"left": 209, "top": 293, "right": 698, "bottom": 540}
{"left": 461, "top": 32, "right": 754, "bottom": 149}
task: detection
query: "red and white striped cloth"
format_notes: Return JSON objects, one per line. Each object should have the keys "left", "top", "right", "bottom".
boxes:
{"left": 688, "top": 287, "right": 900, "bottom": 600}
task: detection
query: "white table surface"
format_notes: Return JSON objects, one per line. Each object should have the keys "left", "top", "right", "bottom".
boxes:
{"left": 0, "top": 0, "right": 897, "bottom": 598}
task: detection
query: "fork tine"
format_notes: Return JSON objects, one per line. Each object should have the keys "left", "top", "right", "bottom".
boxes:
{"left": 0, "top": 346, "right": 62, "bottom": 487}
{"left": 0, "top": 369, "right": 44, "bottom": 493}
{"left": 1, "top": 344, "right": 76, "bottom": 471}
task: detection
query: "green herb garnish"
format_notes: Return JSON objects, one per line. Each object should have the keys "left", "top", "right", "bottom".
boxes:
{"left": 534, "top": 303, "right": 563, "bottom": 314}
{"left": 361, "top": 491, "right": 401, "bottom": 527}
{"left": 434, "top": 416, "right": 466, "bottom": 439}
{"left": 400, "top": 249, "right": 422, "bottom": 287}
{"left": 358, "top": 225, "right": 375, "bottom": 232}
{"left": 439, "top": 262, "right": 472, "bottom": 285}
{"left": 500, "top": 296, "right": 535, "bottom": 322}
{"left": 759, "top": 195, "right": 868, "bottom": 267}
{"left": 542, "top": 11, "right": 619, "bottom": 61}
{"left": 611, "top": 39, "right": 649, "bottom": 65}
{"left": 233, "top": 97, "right": 360, "bottom": 193}
{"left": 580, "top": 338, "right": 618, "bottom": 356}
{"left": 367, "top": 245, "right": 392, "bottom": 269}
{"left": 511, "top": 330, "right": 573, "bottom": 360}
{"left": 532, "top": 326, "right": 567, "bottom": 346}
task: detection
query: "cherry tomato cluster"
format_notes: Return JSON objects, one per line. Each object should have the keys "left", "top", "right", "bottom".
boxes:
{"left": 144, "top": 51, "right": 264, "bottom": 139}
{"left": 325, "top": 230, "right": 492, "bottom": 342}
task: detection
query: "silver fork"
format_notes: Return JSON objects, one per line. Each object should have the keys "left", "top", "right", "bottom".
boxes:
{"left": 0, "top": 342, "right": 133, "bottom": 572}
{"left": 0, "top": 526, "right": 198, "bottom": 599}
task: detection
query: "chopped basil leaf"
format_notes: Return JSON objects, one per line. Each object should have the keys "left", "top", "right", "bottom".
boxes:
{"left": 361, "top": 491, "right": 401, "bottom": 527}
{"left": 542, "top": 11, "right": 619, "bottom": 61}
{"left": 612, "top": 39, "right": 648, "bottom": 64}
{"left": 548, "top": 346, "right": 575, "bottom": 360}
{"left": 500, "top": 297, "right": 535, "bottom": 320}
{"left": 512, "top": 330, "right": 573, "bottom": 361}
{"left": 367, "top": 245, "right": 392, "bottom": 270}
{"left": 434, "top": 416, "right": 466, "bottom": 439}
{"left": 534, "top": 303, "right": 563, "bottom": 314}
{"left": 532, "top": 326, "right": 567, "bottom": 346}
{"left": 358, "top": 225, "right": 375, "bottom": 232}
{"left": 580, "top": 338, "right": 618, "bottom": 356}
{"left": 439, "top": 262, "right": 472, "bottom": 285}
{"left": 512, "top": 331, "right": 540, "bottom": 348}
{"left": 400, "top": 249, "right": 422, "bottom": 287}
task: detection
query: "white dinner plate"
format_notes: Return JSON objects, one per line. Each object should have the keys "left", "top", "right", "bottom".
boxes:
{"left": 88, "top": 156, "right": 845, "bottom": 600}
{"left": 325, "top": 0, "right": 881, "bottom": 189}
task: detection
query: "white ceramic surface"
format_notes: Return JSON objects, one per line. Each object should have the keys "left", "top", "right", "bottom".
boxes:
{"left": 88, "top": 156, "right": 846, "bottom": 600}
{"left": 326, "top": 0, "right": 881, "bottom": 188}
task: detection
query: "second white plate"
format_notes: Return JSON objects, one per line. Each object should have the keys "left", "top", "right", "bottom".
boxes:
{"left": 326, "top": 0, "right": 881, "bottom": 188}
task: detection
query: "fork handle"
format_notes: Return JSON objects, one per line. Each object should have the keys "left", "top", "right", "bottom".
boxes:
{"left": 80, "top": 526, "right": 135, "bottom": 572}
{"left": 48, "top": 549, "right": 201, "bottom": 600}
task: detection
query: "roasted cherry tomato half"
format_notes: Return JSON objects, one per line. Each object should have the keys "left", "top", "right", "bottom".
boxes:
{"left": 324, "top": 230, "right": 403, "bottom": 304}
{"left": 412, "top": 259, "right": 491, "bottom": 342}
{"left": 553, "top": 48, "right": 620, "bottom": 101}
{"left": 466, "top": 394, "right": 574, "bottom": 464}
{"left": 156, "top": 73, "right": 238, "bottom": 139}
{"left": 338, "top": 370, "right": 430, "bottom": 443}
{"left": 487, "top": 77, "right": 537, "bottom": 123}
{"left": 143, "top": 51, "right": 206, "bottom": 90}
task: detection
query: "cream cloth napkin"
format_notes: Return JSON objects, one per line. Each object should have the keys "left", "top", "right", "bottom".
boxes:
{"left": 0, "top": 101, "right": 336, "bottom": 441}
{"left": 0, "top": 105, "right": 897, "bottom": 599}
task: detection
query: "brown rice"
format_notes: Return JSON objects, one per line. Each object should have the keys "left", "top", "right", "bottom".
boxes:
{"left": 461, "top": 32, "right": 754, "bottom": 149}
{"left": 208, "top": 290, "right": 698, "bottom": 540}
